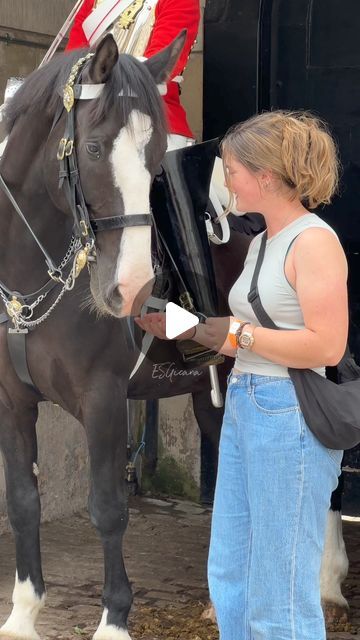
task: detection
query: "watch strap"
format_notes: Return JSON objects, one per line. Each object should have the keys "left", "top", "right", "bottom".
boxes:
{"left": 228, "top": 319, "right": 248, "bottom": 348}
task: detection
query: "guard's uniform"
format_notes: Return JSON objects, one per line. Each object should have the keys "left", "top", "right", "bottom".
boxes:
{"left": 66, "top": 0, "right": 200, "bottom": 140}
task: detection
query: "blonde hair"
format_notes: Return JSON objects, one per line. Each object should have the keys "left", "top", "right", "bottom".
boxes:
{"left": 221, "top": 110, "right": 340, "bottom": 209}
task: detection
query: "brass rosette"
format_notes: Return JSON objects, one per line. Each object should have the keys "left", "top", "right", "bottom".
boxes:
{"left": 74, "top": 248, "right": 89, "bottom": 278}
{"left": 62, "top": 52, "right": 94, "bottom": 113}
{"left": 7, "top": 296, "right": 23, "bottom": 318}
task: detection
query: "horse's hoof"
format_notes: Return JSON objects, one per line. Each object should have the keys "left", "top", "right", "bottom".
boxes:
{"left": 323, "top": 600, "right": 350, "bottom": 627}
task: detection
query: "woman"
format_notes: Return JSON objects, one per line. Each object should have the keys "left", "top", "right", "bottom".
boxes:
{"left": 136, "top": 110, "right": 348, "bottom": 639}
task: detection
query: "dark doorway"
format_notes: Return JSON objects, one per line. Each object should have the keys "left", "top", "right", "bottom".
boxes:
{"left": 204, "top": 0, "right": 360, "bottom": 512}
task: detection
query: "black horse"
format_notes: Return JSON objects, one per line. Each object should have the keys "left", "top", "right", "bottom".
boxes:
{"left": 0, "top": 31, "right": 248, "bottom": 639}
{"left": 0, "top": 33, "right": 348, "bottom": 640}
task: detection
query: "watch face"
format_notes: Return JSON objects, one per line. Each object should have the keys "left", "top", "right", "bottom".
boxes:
{"left": 240, "top": 331, "right": 254, "bottom": 349}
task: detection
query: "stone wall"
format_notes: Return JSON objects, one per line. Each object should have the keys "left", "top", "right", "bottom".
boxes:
{"left": 0, "top": 1, "right": 74, "bottom": 98}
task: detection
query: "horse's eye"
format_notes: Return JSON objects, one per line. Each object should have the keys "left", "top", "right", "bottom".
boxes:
{"left": 86, "top": 142, "right": 101, "bottom": 158}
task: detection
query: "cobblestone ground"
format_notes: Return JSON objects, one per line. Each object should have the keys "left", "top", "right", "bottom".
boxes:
{"left": 0, "top": 496, "right": 358, "bottom": 639}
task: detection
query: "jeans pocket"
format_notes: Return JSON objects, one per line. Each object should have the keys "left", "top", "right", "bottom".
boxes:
{"left": 251, "top": 379, "right": 299, "bottom": 414}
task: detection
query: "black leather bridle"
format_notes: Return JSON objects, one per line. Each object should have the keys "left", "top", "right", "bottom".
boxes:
{"left": 56, "top": 53, "right": 153, "bottom": 246}
{"left": 0, "top": 52, "right": 154, "bottom": 309}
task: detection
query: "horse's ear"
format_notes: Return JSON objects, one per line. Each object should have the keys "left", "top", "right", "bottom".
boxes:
{"left": 89, "top": 34, "right": 119, "bottom": 84}
{"left": 144, "top": 30, "right": 187, "bottom": 85}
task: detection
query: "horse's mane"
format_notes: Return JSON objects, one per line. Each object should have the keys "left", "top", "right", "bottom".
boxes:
{"left": 5, "top": 48, "right": 166, "bottom": 135}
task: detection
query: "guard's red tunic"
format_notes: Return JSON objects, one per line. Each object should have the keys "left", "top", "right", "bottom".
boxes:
{"left": 66, "top": 0, "right": 200, "bottom": 138}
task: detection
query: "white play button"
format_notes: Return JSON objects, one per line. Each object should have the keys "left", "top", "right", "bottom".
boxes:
{"left": 165, "top": 302, "right": 199, "bottom": 339}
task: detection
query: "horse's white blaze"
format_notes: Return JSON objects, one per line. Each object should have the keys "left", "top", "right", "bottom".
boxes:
{"left": 111, "top": 110, "right": 154, "bottom": 315}
{"left": 320, "top": 510, "right": 349, "bottom": 607}
{"left": 0, "top": 573, "right": 45, "bottom": 640}
{"left": 93, "top": 609, "right": 131, "bottom": 640}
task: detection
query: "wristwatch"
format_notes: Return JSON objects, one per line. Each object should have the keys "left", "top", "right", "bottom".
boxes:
{"left": 239, "top": 328, "right": 255, "bottom": 350}
{"left": 228, "top": 320, "right": 250, "bottom": 348}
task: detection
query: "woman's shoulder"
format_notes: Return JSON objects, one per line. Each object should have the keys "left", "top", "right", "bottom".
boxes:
{"left": 282, "top": 214, "right": 339, "bottom": 254}
{"left": 294, "top": 215, "right": 339, "bottom": 249}
{"left": 296, "top": 212, "right": 338, "bottom": 236}
{"left": 293, "top": 222, "right": 346, "bottom": 269}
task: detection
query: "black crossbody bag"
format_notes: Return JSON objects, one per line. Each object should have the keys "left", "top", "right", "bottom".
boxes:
{"left": 248, "top": 232, "right": 360, "bottom": 450}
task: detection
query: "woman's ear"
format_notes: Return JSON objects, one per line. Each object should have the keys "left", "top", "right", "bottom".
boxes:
{"left": 259, "top": 171, "right": 273, "bottom": 191}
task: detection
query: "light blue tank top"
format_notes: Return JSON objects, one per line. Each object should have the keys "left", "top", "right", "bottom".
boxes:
{"left": 228, "top": 213, "right": 338, "bottom": 377}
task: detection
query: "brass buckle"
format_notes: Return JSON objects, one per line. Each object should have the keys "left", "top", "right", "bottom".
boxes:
{"left": 80, "top": 220, "right": 89, "bottom": 237}
{"left": 65, "top": 139, "right": 74, "bottom": 157}
{"left": 179, "top": 291, "right": 195, "bottom": 312}
{"left": 57, "top": 138, "right": 67, "bottom": 161}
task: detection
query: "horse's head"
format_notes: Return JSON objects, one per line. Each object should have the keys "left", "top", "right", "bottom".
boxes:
{"left": 49, "top": 33, "right": 185, "bottom": 317}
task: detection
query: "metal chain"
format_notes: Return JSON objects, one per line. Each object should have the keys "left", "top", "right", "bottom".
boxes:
{"left": 6, "top": 248, "right": 85, "bottom": 330}
{"left": 0, "top": 236, "right": 84, "bottom": 327}
{"left": 25, "top": 236, "right": 82, "bottom": 315}
{"left": 58, "top": 236, "right": 82, "bottom": 271}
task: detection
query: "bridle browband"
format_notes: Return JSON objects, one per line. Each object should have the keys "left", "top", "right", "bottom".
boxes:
{"left": 0, "top": 52, "right": 154, "bottom": 329}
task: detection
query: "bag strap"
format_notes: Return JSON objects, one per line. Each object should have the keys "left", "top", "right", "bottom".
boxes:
{"left": 247, "top": 232, "right": 279, "bottom": 330}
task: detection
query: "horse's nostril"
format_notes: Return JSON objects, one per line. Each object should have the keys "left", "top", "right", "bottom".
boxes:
{"left": 105, "top": 286, "right": 122, "bottom": 309}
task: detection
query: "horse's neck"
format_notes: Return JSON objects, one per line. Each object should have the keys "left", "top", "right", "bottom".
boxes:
{"left": 0, "top": 117, "right": 73, "bottom": 294}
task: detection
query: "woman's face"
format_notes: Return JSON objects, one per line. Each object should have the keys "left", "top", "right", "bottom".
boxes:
{"left": 224, "top": 155, "right": 265, "bottom": 213}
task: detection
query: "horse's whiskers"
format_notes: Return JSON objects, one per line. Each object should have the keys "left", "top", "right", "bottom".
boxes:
{"left": 79, "top": 292, "right": 96, "bottom": 313}
{"left": 80, "top": 291, "right": 113, "bottom": 319}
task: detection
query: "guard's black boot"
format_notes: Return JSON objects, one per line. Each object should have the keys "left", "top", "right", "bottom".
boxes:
{"left": 151, "top": 139, "right": 224, "bottom": 367}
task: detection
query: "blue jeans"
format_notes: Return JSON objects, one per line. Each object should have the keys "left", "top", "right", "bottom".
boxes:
{"left": 208, "top": 373, "right": 342, "bottom": 640}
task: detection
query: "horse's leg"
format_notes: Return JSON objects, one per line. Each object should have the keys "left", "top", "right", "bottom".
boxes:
{"left": 320, "top": 473, "right": 350, "bottom": 626}
{"left": 83, "top": 388, "right": 132, "bottom": 640}
{"left": 191, "top": 369, "right": 227, "bottom": 504}
{"left": 0, "top": 405, "right": 45, "bottom": 640}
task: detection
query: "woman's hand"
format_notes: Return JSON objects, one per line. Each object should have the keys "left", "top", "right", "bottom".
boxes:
{"left": 135, "top": 312, "right": 239, "bottom": 357}
{"left": 134, "top": 312, "right": 196, "bottom": 341}
{"left": 203, "top": 316, "right": 239, "bottom": 352}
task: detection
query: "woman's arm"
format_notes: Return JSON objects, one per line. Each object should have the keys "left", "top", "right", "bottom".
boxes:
{"left": 239, "top": 228, "right": 348, "bottom": 368}
{"left": 136, "top": 228, "right": 348, "bottom": 369}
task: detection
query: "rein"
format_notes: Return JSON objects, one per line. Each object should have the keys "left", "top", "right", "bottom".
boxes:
{"left": 0, "top": 52, "right": 154, "bottom": 332}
